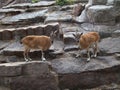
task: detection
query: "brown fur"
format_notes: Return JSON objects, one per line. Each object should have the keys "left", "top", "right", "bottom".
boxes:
{"left": 21, "top": 35, "right": 52, "bottom": 61}
{"left": 79, "top": 32, "right": 100, "bottom": 49}
{"left": 21, "top": 35, "right": 51, "bottom": 51}
{"left": 73, "top": 32, "right": 100, "bottom": 61}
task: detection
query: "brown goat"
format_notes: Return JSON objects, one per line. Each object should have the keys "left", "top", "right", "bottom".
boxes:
{"left": 73, "top": 32, "right": 100, "bottom": 61}
{"left": 21, "top": 31, "right": 56, "bottom": 62}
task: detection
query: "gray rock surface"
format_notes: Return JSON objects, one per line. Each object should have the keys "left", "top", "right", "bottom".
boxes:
{"left": 0, "top": 61, "right": 59, "bottom": 90}
{"left": 0, "top": 0, "right": 120, "bottom": 90}
{"left": 99, "top": 37, "right": 120, "bottom": 55}
{"left": 1, "top": 9, "right": 47, "bottom": 25}
{"left": 45, "top": 11, "right": 73, "bottom": 23}
{"left": 87, "top": 5, "right": 115, "bottom": 24}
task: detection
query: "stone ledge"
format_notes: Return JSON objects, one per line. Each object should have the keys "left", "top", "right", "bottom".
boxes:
{"left": 87, "top": 5, "right": 115, "bottom": 25}
{"left": 1, "top": 9, "right": 47, "bottom": 25}
{"left": 0, "top": 22, "right": 59, "bottom": 40}
{"left": 0, "top": 61, "right": 51, "bottom": 76}
{"left": 3, "top": 1, "right": 56, "bottom": 9}
{"left": 0, "top": 61, "right": 59, "bottom": 90}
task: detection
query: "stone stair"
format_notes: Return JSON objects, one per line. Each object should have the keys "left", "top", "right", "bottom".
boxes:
{"left": 0, "top": 22, "right": 59, "bottom": 40}
{"left": 0, "top": 0, "right": 120, "bottom": 90}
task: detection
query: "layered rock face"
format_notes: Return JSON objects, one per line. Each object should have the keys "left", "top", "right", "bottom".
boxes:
{"left": 0, "top": 61, "right": 59, "bottom": 90}
{"left": 0, "top": 0, "right": 120, "bottom": 90}
{"left": 0, "top": 0, "right": 32, "bottom": 8}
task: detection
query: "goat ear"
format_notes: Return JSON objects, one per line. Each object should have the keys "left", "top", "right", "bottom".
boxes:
{"left": 73, "top": 34, "right": 76, "bottom": 37}
{"left": 80, "top": 32, "right": 83, "bottom": 35}
{"left": 54, "top": 30, "right": 58, "bottom": 35}
{"left": 50, "top": 31, "right": 54, "bottom": 36}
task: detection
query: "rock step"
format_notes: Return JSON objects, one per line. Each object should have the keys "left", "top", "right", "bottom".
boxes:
{"left": 2, "top": 1, "right": 56, "bottom": 9}
{"left": 44, "top": 11, "right": 73, "bottom": 23}
{"left": 51, "top": 56, "right": 120, "bottom": 89}
{"left": 0, "top": 8, "right": 25, "bottom": 16}
{"left": 0, "top": 61, "right": 59, "bottom": 90}
{"left": 98, "top": 37, "right": 120, "bottom": 56}
{"left": 51, "top": 56, "right": 120, "bottom": 74}
{"left": 0, "top": 22, "right": 59, "bottom": 40}
{"left": 63, "top": 37, "right": 120, "bottom": 56}
{"left": 2, "top": 39, "right": 64, "bottom": 58}
{"left": 1, "top": 9, "right": 47, "bottom": 25}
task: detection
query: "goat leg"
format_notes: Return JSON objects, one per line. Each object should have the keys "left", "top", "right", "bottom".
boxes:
{"left": 87, "top": 48, "right": 90, "bottom": 62}
{"left": 41, "top": 51, "right": 46, "bottom": 61}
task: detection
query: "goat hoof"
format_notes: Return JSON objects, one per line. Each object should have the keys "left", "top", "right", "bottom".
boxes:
{"left": 29, "top": 58, "right": 32, "bottom": 61}
{"left": 25, "top": 58, "right": 29, "bottom": 62}
{"left": 42, "top": 58, "right": 46, "bottom": 61}
{"left": 76, "top": 55, "right": 80, "bottom": 58}
{"left": 91, "top": 55, "right": 97, "bottom": 58}
{"left": 87, "top": 58, "right": 90, "bottom": 62}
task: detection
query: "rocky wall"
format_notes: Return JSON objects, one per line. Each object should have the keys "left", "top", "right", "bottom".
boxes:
{"left": 0, "top": 61, "right": 59, "bottom": 90}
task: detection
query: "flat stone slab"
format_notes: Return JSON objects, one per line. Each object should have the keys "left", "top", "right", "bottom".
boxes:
{"left": 45, "top": 11, "right": 73, "bottom": 23}
{"left": 0, "top": 22, "right": 59, "bottom": 40}
{"left": 0, "top": 8, "right": 24, "bottom": 14}
{"left": 3, "top": 1, "right": 56, "bottom": 9}
{"left": 3, "top": 39, "right": 64, "bottom": 57}
{"left": 0, "top": 61, "right": 59, "bottom": 90}
{"left": 0, "top": 61, "right": 51, "bottom": 76}
{"left": 51, "top": 56, "right": 120, "bottom": 74}
{"left": 1, "top": 9, "right": 47, "bottom": 25}
{"left": 99, "top": 37, "right": 120, "bottom": 55}
{"left": 31, "top": 1, "right": 56, "bottom": 7}
{"left": 87, "top": 5, "right": 115, "bottom": 24}
{"left": 0, "top": 41, "right": 12, "bottom": 50}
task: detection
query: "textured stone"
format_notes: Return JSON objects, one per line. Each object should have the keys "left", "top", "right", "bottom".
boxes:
{"left": 1, "top": 9, "right": 47, "bottom": 25}
{"left": 31, "top": 1, "right": 56, "bottom": 7}
{"left": 88, "top": 0, "right": 107, "bottom": 5}
{"left": 87, "top": 5, "right": 115, "bottom": 24}
{"left": 0, "top": 32, "right": 2, "bottom": 40}
{"left": 114, "top": 53, "right": 120, "bottom": 60}
{"left": 2, "top": 30, "right": 12, "bottom": 40}
{"left": 51, "top": 56, "right": 120, "bottom": 74}
{"left": 10, "top": 73, "right": 59, "bottom": 90}
{"left": 112, "top": 30, "right": 120, "bottom": 38}
{"left": 0, "top": 61, "right": 59, "bottom": 90}
{"left": 107, "top": 0, "right": 114, "bottom": 5}
{"left": 44, "top": 22, "right": 59, "bottom": 36}
{"left": 63, "top": 32, "right": 76, "bottom": 44}
{"left": 3, "top": 1, "right": 55, "bottom": 9}
{"left": 99, "top": 37, "right": 120, "bottom": 55}
{"left": 0, "top": 23, "right": 59, "bottom": 40}
{"left": 0, "top": 8, "right": 24, "bottom": 15}
{"left": 0, "top": 63, "right": 22, "bottom": 76}
{"left": 51, "top": 56, "right": 120, "bottom": 89}
{"left": 72, "top": 3, "right": 85, "bottom": 16}
{"left": 22, "top": 61, "right": 50, "bottom": 76}
{"left": 45, "top": 11, "right": 73, "bottom": 23}
{"left": 114, "top": 0, "right": 120, "bottom": 7}
{"left": 3, "top": 41, "right": 24, "bottom": 56}
{"left": 34, "top": 26, "right": 44, "bottom": 35}
{"left": 0, "top": 0, "right": 31, "bottom": 8}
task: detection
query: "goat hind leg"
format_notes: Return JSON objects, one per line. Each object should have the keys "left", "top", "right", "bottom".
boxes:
{"left": 24, "top": 50, "right": 29, "bottom": 62}
{"left": 87, "top": 48, "right": 90, "bottom": 62}
{"left": 27, "top": 49, "right": 32, "bottom": 61}
{"left": 24, "top": 48, "right": 32, "bottom": 62}
{"left": 41, "top": 51, "right": 46, "bottom": 61}
{"left": 93, "top": 42, "right": 98, "bottom": 58}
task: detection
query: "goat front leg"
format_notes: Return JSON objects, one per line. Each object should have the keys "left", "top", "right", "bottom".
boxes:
{"left": 92, "top": 42, "right": 99, "bottom": 58}
{"left": 24, "top": 49, "right": 29, "bottom": 62}
{"left": 87, "top": 48, "right": 90, "bottom": 62}
{"left": 24, "top": 48, "right": 32, "bottom": 62}
{"left": 41, "top": 50, "right": 46, "bottom": 61}
{"left": 76, "top": 49, "right": 82, "bottom": 58}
